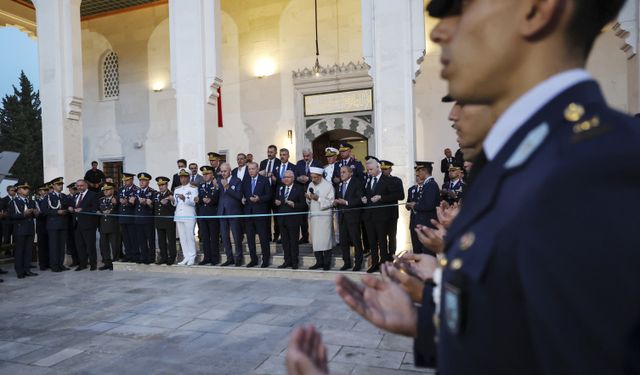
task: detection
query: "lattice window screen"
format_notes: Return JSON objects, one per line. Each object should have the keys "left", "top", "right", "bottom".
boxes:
{"left": 102, "top": 51, "right": 119, "bottom": 100}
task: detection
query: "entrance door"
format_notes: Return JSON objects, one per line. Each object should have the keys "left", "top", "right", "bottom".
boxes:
{"left": 312, "top": 129, "right": 368, "bottom": 165}
{"left": 103, "top": 161, "right": 123, "bottom": 189}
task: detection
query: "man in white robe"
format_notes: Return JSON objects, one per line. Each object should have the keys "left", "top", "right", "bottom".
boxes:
{"left": 170, "top": 169, "right": 199, "bottom": 266}
{"left": 306, "top": 167, "right": 335, "bottom": 270}
{"left": 323, "top": 147, "right": 340, "bottom": 245}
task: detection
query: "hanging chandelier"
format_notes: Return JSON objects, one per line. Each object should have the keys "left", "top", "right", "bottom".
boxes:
{"left": 312, "top": 0, "right": 321, "bottom": 77}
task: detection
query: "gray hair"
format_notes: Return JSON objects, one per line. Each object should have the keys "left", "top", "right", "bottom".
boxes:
{"left": 366, "top": 159, "right": 380, "bottom": 169}
{"left": 247, "top": 162, "right": 259, "bottom": 168}
{"left": 284, "top": 170, "right": 295, "bottom": 177}
{"left": 302, "top": 148, "right": 313, "bottom": 155}
{"left": 219, "top": 162, "right": 231, "bottom": 171}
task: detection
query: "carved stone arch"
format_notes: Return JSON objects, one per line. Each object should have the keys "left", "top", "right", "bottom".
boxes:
{"left": 305, "top": 116, "right": 374, "bottom": 142}
{"left": 613, "top": 0, "right": 638, "bottom": 59}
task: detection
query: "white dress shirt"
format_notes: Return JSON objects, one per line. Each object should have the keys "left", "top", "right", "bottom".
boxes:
{"left": 483, "top": 69, "right": 592, "bottom": 161}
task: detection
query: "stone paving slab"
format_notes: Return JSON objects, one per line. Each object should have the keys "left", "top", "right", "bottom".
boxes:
{"left": 0, "top": 266, "right": 433, "bottom": 374}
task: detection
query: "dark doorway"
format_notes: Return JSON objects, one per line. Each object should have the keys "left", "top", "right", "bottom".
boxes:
{"left": 312, "top": 129, "right": 368, "bottom": 165}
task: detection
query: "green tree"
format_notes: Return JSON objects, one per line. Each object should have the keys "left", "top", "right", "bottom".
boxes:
{"left": 0, "top": 71, "right": 43, "bottom": 188}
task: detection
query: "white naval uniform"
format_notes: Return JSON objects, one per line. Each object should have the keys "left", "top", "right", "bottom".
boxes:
{"left": 306, "top": 179, "right": 335, "bottom": 252}
{"left": 173, "top": 183, "right": 199, "bottom": 265}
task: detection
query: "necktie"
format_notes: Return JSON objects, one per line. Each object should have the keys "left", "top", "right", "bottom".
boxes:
{"left": 77, "top": 192, "right": 84, "bottom": 207}
{"left": 341, "top": 183, "right": 347, "bottom": 198}
{"left": 191, "top": 175, "right": 195, "bottom": 183}
{"left": 267, "top": 160, "right": 273, "bottom": 174}
{"left": 280, "top": 164, "right": 285, "bottom": 179}
{"left": 305, "top": 162, "right": 309, "bottom": 175}
{"left": 285, "top": 186, "right": 290, "bottom": 200}
{"left": 371, "top": 177, "right": 378, "bottom": 191}
{"left": 251, "top": 178, "right": 257, "bottom": 194}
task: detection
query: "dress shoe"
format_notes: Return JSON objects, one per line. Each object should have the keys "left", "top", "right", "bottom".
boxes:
{"left": 366, "top": 265, "right": 380, "bottom": 273}
{"left": 211, "top": 260, "right": 220, "bottom": 266}
{"left": 90, "top": 266, "right": 97, "bottom": 271}
{"left": 61, "top": 266, "right": 70, "bottom": 271}
{"left": 340, "top": 264, "right": 351, "bottom": 271}
{"left": 98, "top": 265, "right": 113, "bottom": 271}
{"left": 220, "top": 259, "right": 234, "bottom": 267}
{"left": 0, "top": 268, "right": 8, "bottom": 274}
{"left": 352, "top": 265, "right": 361, "bottom": 272}
{"left": 246, "top": 261, "right": 258, "bottom": 268}
{"left": 234, "top": 259, "right": 243, "bottom": 267}
{"left": 309, "top": 263, "right": 322, "bottom": 270}
{"left": 277, "top": 263, "right": 290, "bottom": 269}
{"left": 75, "top": 266, "right": 87, "bottom": 271}
{"left": 25, "top": 271, "right": 38, "bottom": 276}
{"left": 198, "top": 260, "right": 211, "bottom": 266}
{"left": 17, "top": 274, "right": 26, "bottom": 279}
{"left": 299, "top": 238, "right": 309, "bottom": 244}
{"left": 51, "top": 268, "right": 62, "bottom": 273}
{"left": 155, "top": 261, "right": 165, "bottom": 265}
{"left": 39, "top": 267, "right": 49, "bottom": 271}
{"left": 276, "top": 239, "right": 282, "bottom": 244}
{"left": 292, "top": 264, "right": 299, "bottom": 270}
{"left": 260, "top": 262, "right": 270, "bottom": 268}
{"left": 323, "top": 265, "right": 331, "bottom": 271}
{"left": 69, "top": 263, "right": 79, "bottom": 268}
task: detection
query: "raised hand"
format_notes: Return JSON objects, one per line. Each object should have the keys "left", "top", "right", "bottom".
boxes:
{"left": 394, "top": 253, "right": 437, "bottom": 283}
{"left": 414, "top": 223, "right": 446, "bottom": 254}
{"left": 437, "top": 201, "right": 460, "bottom": 228}
{"left": 285, "top": 325, "right": 329, "bottom": 375}
{"left": 384, "top": 262, "right": 426, "bottom": 304}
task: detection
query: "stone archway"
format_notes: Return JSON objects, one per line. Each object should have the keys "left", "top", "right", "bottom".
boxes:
{"left": 304, "top": 116, "right": 374, "bottom": 143}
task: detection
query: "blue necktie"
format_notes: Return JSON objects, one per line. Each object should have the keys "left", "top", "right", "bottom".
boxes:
{"left": 341, "top": 183, "right": 347, "bottom": 198}
{"left": 251, "top": 178, "right": 256, "bottom": 195}
{"left": 280, "top": 164, "right": 285, "bottom": 179}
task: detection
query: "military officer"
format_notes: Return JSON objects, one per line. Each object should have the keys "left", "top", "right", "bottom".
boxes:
{"left": 35, "top": 184, "right": 50, "bottom": 270}
{"left": 65, "top": 182, "right": 80, "bottom": 267}
{"left": 134, "top": 173, "right": 156, "bottom": 264}
{"left": 8, "top": 181, "right": 39, "bottom": 279}
{"left": 45, "top": 178, "right": 71, "bottom": 272}
{"left": 118, "top": 173, "right": 139, "bottom": 262}
{"left": 1, "top": 185, "right": 17, "bottom": 245}
{"left": 380, "top": 160, "right": 405, "bottom": 257}
{"left": 406, "top": 162, "right": 440, "bottom": 255}
{"left": 154, "top": 176, "right": 177, "bottom": 265}
{"left": 196, "top": 166, "right": 221, "bottom": 265}
{"left": 98, "top": 184, "right": 119, "bottom": 270}
{"left": 332, "top": 143, "right": 365, "bottom": 185}
{"left": 208, "top": 152, "right": 223, "bottom": 177}
{"left": 440, "top": 165, "right": 464, "bottom": 205}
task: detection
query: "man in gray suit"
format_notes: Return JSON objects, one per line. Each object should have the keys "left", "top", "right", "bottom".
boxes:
{"left": 187, "top": 163, "right": 204, "bottom": 186}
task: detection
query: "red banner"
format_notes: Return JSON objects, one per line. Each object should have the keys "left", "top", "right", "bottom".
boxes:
{"left": 217, "top": 87, "right": 223, "bottom": 128}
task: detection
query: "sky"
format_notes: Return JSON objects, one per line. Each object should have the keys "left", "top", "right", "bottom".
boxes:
{"left": 0, "top": 26, "right": 39, "bottom": 99}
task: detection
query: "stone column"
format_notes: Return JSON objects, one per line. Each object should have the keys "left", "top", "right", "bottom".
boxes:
{"left": 362, "top": 0, "right": 425, "bottom": 251}
{"left": 33, "top": 0, "right": 84, "bottom": 182}
{"left": 169, "top": 0, "right": 222, "bottom": 163}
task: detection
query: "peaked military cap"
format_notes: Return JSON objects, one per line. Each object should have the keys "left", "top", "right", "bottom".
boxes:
{"left": 415, "top": 161, "right": 434, "bottom": 172}
{"left": 67, "top": 182, "right": 77, "bottom": 189}
{"left": 102, "top": 184, "right": 114, "bottom": 191}
{"left": 200, "top": 166, "right": 214, "bottom": 175}
{"left": 380, "top": 160, "right": 394, "bottom": 170}
{"left": 365, "top": 155, "right": 380, "bottom": 163}
{"left": 51, "top": 177, "right": 64, "bottom": 185}
{"left": 137, "top": 172, "right": 152, "bottom": 181}
{"left": 122, "top": 173, "right": 135, "bottom": 181}
{"left": 442, "top": 94, "right": 455, "bottom": 103}
{"left": 338, "top": 143, "right": 354, "bottom": 151}
{"left": 155, "top": 176, "right": 170, "bottom": 185}
{"left": 208, "top": 152, "right": 222, "bottom": 161}
{"left": 427, "top": 0, "right": 463, "bottom": 18}
{"left": 325, "top": 147, "right": 339, "bottom": 157}
{"left": 178, "top": 169, "right": 190, "bottom": 177}
{"left": 37, "top": 184, "right": 48, "bottom": 191}
{"left": 15, "top": 181, "right": 30, "bottom": 189}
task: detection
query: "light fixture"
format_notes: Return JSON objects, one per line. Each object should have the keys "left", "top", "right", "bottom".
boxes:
{"left": 287, "top": 130, "right": 293, "bottom": 144}
{"left": 254, "top": 57, "right": 277, "bottom": 78}
{"left": 312, "top": 0, "right": 321, "bottom": 77}
{"left": 152, "top": 81, "right": 164, "bottom": 92}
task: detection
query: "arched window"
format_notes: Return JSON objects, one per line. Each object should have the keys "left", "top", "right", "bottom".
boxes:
{"left": 101, "top": 50, "right": 119, "bottom": 100}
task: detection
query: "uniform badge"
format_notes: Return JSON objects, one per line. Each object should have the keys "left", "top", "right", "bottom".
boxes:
{"left": 564, "top": 103, "right": 585, "bottom": 122}
{"left": 231, "top": 185, "right": 235, "bottom": 190}
{"left": 350, "top": 165, "right": 355, "bottom": 169}
{"left": 444, "top": 283, "right": 463, "bottom": 335}
{"left": 459, "top": 232, "right": 475, "bottom": 251}
{"left": 504, "top": 122, "right": 549, "bottom": 169}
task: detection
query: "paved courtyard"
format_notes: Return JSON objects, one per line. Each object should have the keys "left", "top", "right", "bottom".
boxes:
{"left": 0, "top": 269, "right": 432, "bottom": 374}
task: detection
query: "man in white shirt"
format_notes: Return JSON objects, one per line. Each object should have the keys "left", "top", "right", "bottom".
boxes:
{"left": 232, "top": 153, "right": 249, "bottom": 182}
{"left": 170, "top": 169, "right": 199, "bottom": 266}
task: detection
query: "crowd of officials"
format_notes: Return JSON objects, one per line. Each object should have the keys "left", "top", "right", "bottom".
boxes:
{"left": 0, "top": 144, "right": 467, "bottom": 281}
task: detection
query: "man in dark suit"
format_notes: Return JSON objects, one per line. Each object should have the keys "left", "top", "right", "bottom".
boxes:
{"left": 134, "top": 173, "right": 156, "bottom": 264}
{"left": 259, "top": 145, "right": 281, "bottom": 241}
{"left": 333, "top": 165, "right": 364, "bottom": 271}
{"left": 273, "top": 148, "right": 296, "bottom": 244}
{"left": 1, "top": 185, "right": 17, "bottom": 245}
{"left": 69, "top": 180, "right": 99, "bottom": 271}
{"left": 118, "top": 173, "right": 139, "bottom": 262}
{"left": 275, "top": 170, "right": 307, "bottom": 269}
{"left": 380, "top": 160, "right": 405, "bottom": 257}
{"left": 171, "top": 159, "right": 187, "bottom": 191}
{"left": 187, "top": 163, "right": 204, "bottom": 186}
{"left": 242, "top": 162, "right": 272, "bottom": 267}
{"left": 84, "top": 161, "right": 105, "bottom": 193}
{"left": 406, "top": 162, "right": 440, "bottom": 256}
{"left": 295, "top": 148, "right": 322, "bottom": 244}
{"left": 66, "top": 182, "right": 80, "bottom": 266}
{"left": 196, "top": 166, "right": 221, "bottom": 266}
{"left": 154, "top": 177, "right": 177, "bottom": 265}
{"left": 332, "top": 143, "right": 365, "bottom": 185}
{"left": 232, "top": 153, "right": 249, "bottom": 183}
{"left": 35, "top": 184, "right": 50, "bottom": 270}
{"left": 7, "top": 182, "right": 39, "bottom": 279}
{"left": 44, "top": 178, "right": 70, "bottom": 272}
{"left": 362, "top": 157, "right": 397, "bottom": 273}
{"left": 440, "top": 148, "right": 455, "bottom": 183}
{"left": 217, "top": 163, "right": 244, "bottom": 266}
{"left": 98, "top": 183, "right": 119, "bottom": 270}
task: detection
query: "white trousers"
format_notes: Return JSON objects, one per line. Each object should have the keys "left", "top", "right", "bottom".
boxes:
{"left": 177, "top": 221, "right": 196, "bottom": 263}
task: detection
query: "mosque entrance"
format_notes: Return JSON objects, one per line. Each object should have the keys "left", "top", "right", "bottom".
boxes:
{"left": 312, "top": 129, "right": 368, "bottom": 165}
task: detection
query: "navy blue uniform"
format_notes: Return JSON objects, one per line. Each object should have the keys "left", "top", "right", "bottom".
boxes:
{"left": 332, "top": 157, "right": 365, "bottom": 184}
{"left": 154, "top": 191, "right": 177, "bottom": 265}
{"left": 407, "top": 177, "right": 440, "bottom": 255}
{"left": 414, "top": 80, "right": 640, "bottom": 374}
{"left": 8, "top": 197, "right": 37, "bottom": 276}
{"left": 35, "top": 196, "right": 49, "bottom": 269}
{"left": 118, "top": 185, "right": 138, "bottom": 262}
{"left": 197, "top": 180, "right": 221, "bottom": 264}
{"left": 242, "top": 174, "right": 272, "bottom": 265}
{"left": 44, "top": 192, "right": 71, "bottom": 271}
{"left": 135, "top": 187, "right": 156, "bottom": 264}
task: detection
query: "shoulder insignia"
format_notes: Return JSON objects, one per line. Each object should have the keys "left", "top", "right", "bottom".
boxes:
{"left": 564, "top": 103, "right": 585, "bottom": 122}
{"left": 571, "top": 116, "right": 611, "bottom": 143}
{"left": 504, "top": 122, "right": 550, "bottom": 169}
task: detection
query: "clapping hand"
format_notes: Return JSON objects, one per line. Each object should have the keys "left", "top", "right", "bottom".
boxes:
{"left": 335, "top": 271, "right": 418, "bottom": 337}
{"left": 393, "top": 253, "right": 437, "bottom": 283}
{"left": 371, "top": 195, "right": 382, "bottom": 203}
{"left": 285, "top": 325, "right": 329, "bottom": 375}
{"left": 193, "top": 196, "right": 200, "bottom": 203}
{"left": 415, "top": 222, "right": 446, "bottom": 254}
{"left": 275, "top": 199, "right": 282, "bottom": 206}
{"left": 286, "top": 200, "right": 295, "bottom": 208}
{"left": 385, "top": 261, "right": 428, "bottom": 304}
{"left": 437, "top": 201, "right": 460, "bottom": 229}
{"left": 361, "top": 197, "right": 368, "bottom": 204}
{"left": 203, "top": 197, "right": 212, "bottom": 204}
{"left": 250, "top": 195, "right": 259, "bottom": 203}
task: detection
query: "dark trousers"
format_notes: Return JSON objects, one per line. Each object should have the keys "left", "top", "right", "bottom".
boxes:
{"left": 365, "top": 220, "right": 389, "bottom": 266}
{"left": 339, "top": 219, "right": 364, "bottom": 268}
{"left": 75, "top": 228, "right": 97, "bottom": 267}
{"left": 409, "top": 220, "right": 435, "bottom": 257}
{"left": 271, "top": 206, "right": 280, "bottom": 241}
{"left": 36, "top": 223, "right": 49, "bottom": 269}
{"left": 199, "top": 219, "right": 220, "bottom": 264}
{"left": 245, "top": 217, "right": 270, "bottom": 263}
{"left": 361, "top": 220, "right": 369, "bottom": 251}
{"left": 388, "top": 218, "right": 398, "bottom": 255}
{"left": 67, "top": 226, "right": 79, "bottom": 264}
{"left": 220, "top": 217, "right": 242, "bottom": 261}
{"left": 136, "top": 222, "right": 156, "bottom": 264}
{"left": 300, "top": 214, "right": 309, "bottom": 241}
{"left": 120, "top": 223, "right": 138, "bottom": 261}
{"left": 156, "top": 224, "right": 177, "bottom": 264}
{"left": 99, "top": 231, "right": 118, "bottom": 266}
{"left": 48, "top": 229, "right": 67, "bottom": 270}
{"left": 13, "top": 234, "right": 33, "bottom": 276}
{"left": 2, "top": 221, "right": 13, "bottom": 244}
{"left": 279, "top": 217, "right": 301, "bottom": 266}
